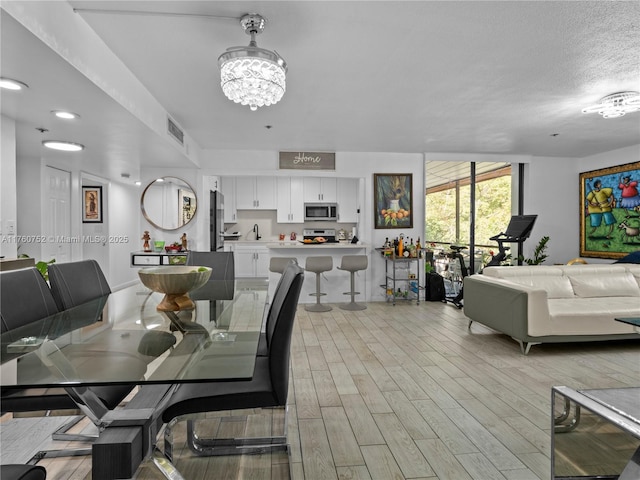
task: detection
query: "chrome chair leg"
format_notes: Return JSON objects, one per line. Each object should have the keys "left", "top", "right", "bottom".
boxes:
{"left": 187, "top": 418, "right": 287, "bottom": 456}
{"left": 152, "top": 445, "right": 186, "bottom": 480}
{"left": 163, "top": 406, "right": 289, "bottom": 459}
{"left": 51, "top": 414, "right": 98, "bottom": 442}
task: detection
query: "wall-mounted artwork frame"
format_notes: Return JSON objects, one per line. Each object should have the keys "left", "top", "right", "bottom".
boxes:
{"left": 374, "top": 173, "right": 413, "bottom": 229}
{"left": 579, "top": 161, "right": 640, "bottom": 259}
{"left": 179, "top": 188, "right": 196, "bottom": 226}
{"left": 82, "top": 186, "right": 103, "bottom": 223}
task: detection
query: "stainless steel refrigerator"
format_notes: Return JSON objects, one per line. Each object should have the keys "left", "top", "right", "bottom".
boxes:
{"left": 210, "top": 190, "right": 224, "bottom": 251}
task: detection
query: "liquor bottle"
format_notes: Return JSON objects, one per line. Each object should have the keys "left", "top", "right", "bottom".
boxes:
{"left": 398, "top": 236, "right": 404, "bottom": 258}
{"left": 384, "top": 237, "right": 392, "bottom": 257}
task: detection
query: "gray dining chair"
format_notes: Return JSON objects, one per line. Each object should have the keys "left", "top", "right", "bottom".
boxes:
{"left": 157, "top": 262, "right": 304, "bottom": 465}
{"left": 186, "top": 251, "right": 235, "bottom": 280}
{"left": 45, "top": 260, "right": 141, "bottom": 435}
{"left": 47, "top": 259, "right": 111, "bottom": 311}
{"left": 257, "top": 259, "right": 299, "bottom": 356}
{"left": 0, "top": 464, "right": 47, "bottom": 480}
{"left": 0, "top": 268, "right": 79, "bottom": 413}
{"left": 0, "top": 266, "right": 133, "bottom": 449}
{"left": 186, "top": 251, "right": 235, "bottom": 301}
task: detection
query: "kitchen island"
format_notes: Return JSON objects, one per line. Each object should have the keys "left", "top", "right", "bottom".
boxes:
{"left": 267, "top": 242, "right": 371, "bottom": 305}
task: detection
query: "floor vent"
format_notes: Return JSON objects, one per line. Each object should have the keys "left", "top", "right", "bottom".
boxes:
{"left": 167, "top": 117, "right": 184, "bottom": 146}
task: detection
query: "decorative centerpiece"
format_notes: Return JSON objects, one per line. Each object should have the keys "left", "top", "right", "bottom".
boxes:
{"left": 165, "top": 242, "right": 183, "bottom": 253}
{"left": 138, "top": 266, "right": 212, "bottom": 312}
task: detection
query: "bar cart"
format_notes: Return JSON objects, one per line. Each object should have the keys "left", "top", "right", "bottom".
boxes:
{"left": 377, "top": 248, "right": 422, "bottom": 305}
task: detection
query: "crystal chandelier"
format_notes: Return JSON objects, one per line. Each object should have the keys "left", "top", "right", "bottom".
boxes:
{"left": 218, "top": 14, "right": 287, "bottom": 111}
{"left": 582, "top": 91, "right": 640, "bottom": 118}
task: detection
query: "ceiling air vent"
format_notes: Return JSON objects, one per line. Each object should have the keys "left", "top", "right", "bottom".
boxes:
{"left": 167, "top": 116, "right": 184, "bottom": 146}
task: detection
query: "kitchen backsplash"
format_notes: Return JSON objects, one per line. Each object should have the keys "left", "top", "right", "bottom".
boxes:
{"left": 225, "top": 210, "right": 355, "bottom": 241}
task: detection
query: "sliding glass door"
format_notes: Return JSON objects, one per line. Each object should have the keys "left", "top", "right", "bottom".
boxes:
{"left": 425, "top": 161, "right": 513, "bottom": 274}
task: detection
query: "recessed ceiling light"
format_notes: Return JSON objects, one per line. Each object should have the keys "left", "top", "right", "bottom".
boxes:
{"left": 51, "top": 110, "right": 80, "bottom": 120}
{"left": 156, "top": 178, "right": 164, "bottom": 182}
{"left": 135, "top": 181, "right": 142, "bottom": 186}
{"left": 42, "top": 140, "right": 85, "bottom": 152}
{"left": 0, "top": 77, "right": 29, "bottom": 90}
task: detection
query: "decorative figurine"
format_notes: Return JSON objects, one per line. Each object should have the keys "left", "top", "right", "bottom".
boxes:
{"left": 142, "top": 231, "right": 151, "bottom": 252}
{"left": 181, "top": 233, "right": 188, "bottom": 251}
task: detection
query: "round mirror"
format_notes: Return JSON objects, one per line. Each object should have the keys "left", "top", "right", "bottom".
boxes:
{"left": 141, "top": 176, "right": 197, "bottom": 231}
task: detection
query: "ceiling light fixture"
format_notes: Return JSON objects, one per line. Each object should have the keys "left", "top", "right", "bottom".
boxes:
{"left": 51, "top": 110, "right": 80, "bottom": 120}
{"left": 582, "top": 91, "right": 640, "bottom": 119}
{"left": 0, "top": 77, "right": 29, "bottom": 90}
{"left": 218, "top": 13, "right": 287, "bottom": 111}
{"left": 42, "top": 140, "right": 85, "bottom": 152}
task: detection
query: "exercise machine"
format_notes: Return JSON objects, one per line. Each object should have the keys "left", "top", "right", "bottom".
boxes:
{"left": 442, "top": 215, "right": 538, "bottom": 309}
{"left": 442, "top": 245, "right": 468, "bottom": 309}
{"left": 486, "top": 214, "right": 538, "bottom": 267}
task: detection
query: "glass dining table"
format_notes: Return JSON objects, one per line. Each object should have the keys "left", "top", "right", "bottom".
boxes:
{"left": 0, "top": 278, "right": 269, "bottom": 480}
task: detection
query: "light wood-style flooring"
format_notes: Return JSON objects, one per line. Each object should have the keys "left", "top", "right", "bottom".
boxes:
{"left": 2, "top": 299, "right": 639, "bottom": 479}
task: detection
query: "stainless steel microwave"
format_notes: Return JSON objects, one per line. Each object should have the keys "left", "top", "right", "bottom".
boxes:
{"left": 304, "top": 203, "right": 338, "bottom": 221}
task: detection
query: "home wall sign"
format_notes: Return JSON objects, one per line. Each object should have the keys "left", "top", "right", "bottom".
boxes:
{"left": 279, "top": 152, "right": 335, "bottom": 170}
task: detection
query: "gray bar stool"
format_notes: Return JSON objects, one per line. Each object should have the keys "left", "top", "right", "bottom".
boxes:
{"left": 304, "top": 256, "right": 333, "bottom": 312}
{"left": 337, "top": 255, "right": 368, "bottom": 310}
{"left": 269, "top": 257, "right": 298, "bottom": 274}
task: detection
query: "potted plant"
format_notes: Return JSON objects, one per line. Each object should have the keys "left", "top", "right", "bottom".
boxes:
{"left": 518, "top": 236, "right": 550, "bottom": 265}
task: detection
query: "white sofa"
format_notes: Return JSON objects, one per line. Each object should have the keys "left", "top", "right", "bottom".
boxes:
{"left": 463, "top": 264, "right": 640, "bottom": 354}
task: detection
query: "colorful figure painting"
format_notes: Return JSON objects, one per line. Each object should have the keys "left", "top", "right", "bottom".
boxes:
{"left": 580, "top": 162, "right": 640, "bottom": 258}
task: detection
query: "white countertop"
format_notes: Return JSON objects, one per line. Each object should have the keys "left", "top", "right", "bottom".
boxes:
{"left": 266, "top": 242, "right": 368, "bottom": 249}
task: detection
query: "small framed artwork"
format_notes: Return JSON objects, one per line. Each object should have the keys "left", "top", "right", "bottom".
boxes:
{"left": 374, "top": 173, "right": 413, "bottom": 229}
{"left": 179, "top": 188, "right": 197, "bottom": 226}
{"left": 82, "top": 186, "right": 103, "bottom": 223}
{"left": 579, "top": 161, "right": 640, "bottom": 259}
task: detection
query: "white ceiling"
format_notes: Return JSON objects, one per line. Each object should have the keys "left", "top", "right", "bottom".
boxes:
{"left": 2, "top": 1, "right": 640, "bottom": 182}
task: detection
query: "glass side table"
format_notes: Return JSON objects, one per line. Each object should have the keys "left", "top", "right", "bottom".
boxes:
{"left": 615, "top": 317, "right": 640, "bottom": 333}
{"left": 552, "top": 386, "right": 640, "bottom": 479}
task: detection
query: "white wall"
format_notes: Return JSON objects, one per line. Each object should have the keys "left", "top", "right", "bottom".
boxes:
{"left": 523, "top": 156, "right": 577, "bottom": 264}
{"left": 0, "top": 115, "right": 17, "bottom": 258}
{"left": 16, "top": 155, "right": 42, "bottom": 260}
{"left": 108, "top": 181, "right": 142, "bottom": 287}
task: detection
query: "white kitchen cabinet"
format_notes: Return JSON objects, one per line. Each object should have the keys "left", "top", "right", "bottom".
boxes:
{"left": 220, "top": 176, "right": 237, "bottom": 223}
{"left": 336, "top": 178, "right": 359, "bottom": 223}
{"left": 276, "top": 177, "right": 305, "bottom": 223}
{"left": 235, "top": 176, "right": 276, "bottom": 210}
{"left": 303, "top": 177, "right": 337, "bottom": 203}
{"left": 234, "top": 244, "right": 269, "bottom": 278}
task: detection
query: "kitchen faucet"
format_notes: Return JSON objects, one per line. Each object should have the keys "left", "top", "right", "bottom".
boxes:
{"left": 253, "top": 224, "right": 261, "bottom": 240}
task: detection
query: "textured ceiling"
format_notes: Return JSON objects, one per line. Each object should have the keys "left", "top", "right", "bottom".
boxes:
{"left": 2, "top": 1, "right": 639, "bottom": 181}
{"left": 68, "top": 0, "right": 640, "bottom": 157}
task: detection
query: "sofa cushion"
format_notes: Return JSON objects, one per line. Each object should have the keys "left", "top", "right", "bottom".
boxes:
{"left": 623, "top": 264, "right": 640, "bottom": 287}
{"left": 558, "top": 265, "right": 628, "bottom": 275}
{"left": 508, "top": 275, "right": 575, "bottom": 298}
{"left": 566, "top": 272, "right": 640, "bottom": 298}
{"left": 483, "top": 266, "right": 564, "bottom": 278}
{"left": 547, "top": 297, "right": 640, "bottom": 335}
